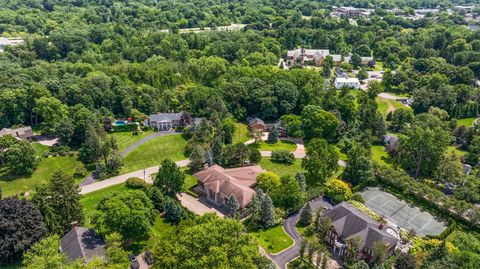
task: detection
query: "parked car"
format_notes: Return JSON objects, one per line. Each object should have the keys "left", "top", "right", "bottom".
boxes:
{"left": 144, "top": 251, "right": 154, "bottom": 265}
{"left": 129, "top": 254, "right": 139, "bottom": 269}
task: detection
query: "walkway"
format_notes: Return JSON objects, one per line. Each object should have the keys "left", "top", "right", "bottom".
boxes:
{"left": 269, "top": 197, "right": 333, "bottom": 268}
{"left": 176, "top": 193, "right": 223, "bottom": 217}
{"left": 80, "top": 131, "right": 178, "bottom": 186}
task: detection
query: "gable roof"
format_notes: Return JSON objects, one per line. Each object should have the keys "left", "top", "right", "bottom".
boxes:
{"left": 60, "top": 227, "right": 105, "bottom": 262}
{"left": 0, "top": 126, "right": 33, "bottom": 139}
{"left": 194, "top": 165, "right": 264, "bottom": 208}
{"left": 323, "top": 202, "right": 398, "bottom": 250}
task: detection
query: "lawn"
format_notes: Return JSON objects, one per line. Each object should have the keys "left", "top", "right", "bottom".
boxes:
{"left": 447, "top": 146, "right": 467, "bottom": 157}
{"left": 259, "top": 158, "right": 304, "bottom": 178}
{"left": 249, "top": 140, "right": 297, "bottom": 152}
{"left": 0, "top": 155, "right": 83, "bottom": 197}
{"left": 250, "top": 225, "right": 294, "bottom": 254}
{"left": 334, "top": 146, "right": 348, "bottom": 161}
{"left": 376, "top": 97, "right": 408, "bottom": 117}
{"left": 80, "top": 183, "right": 130, "bottom": 227}
{"left": 182, "top": 168, "right": 198, "bottom": 191}
{"left": 109, "top": 130, "right": 155, "bottom": 151}
{"left": 456, "top": 117, "right": 476, "bottom": 127}
{"left": 371, "top": 145, "right": 390, "bottom": 166}
{"left": 233, "top": 123, "right": 249, "bottom": 143}
{"left": 121, "top": 134, "right": 188, "bottom": 173}
{"left": 80, "top": 183, "right": 175, "bottom": 253}
{"left": 32, "top": 142, "right": 50, "bottom": 155}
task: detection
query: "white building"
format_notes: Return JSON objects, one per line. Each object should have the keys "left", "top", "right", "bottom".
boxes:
{"left": 0, "top": 37, "right": 25, "bottom": 52}
{"left": 334, "top": 77, "right": 360, "bottom": 89}
{"left": 144, "top": 113, "right": 182, "bottom": 130}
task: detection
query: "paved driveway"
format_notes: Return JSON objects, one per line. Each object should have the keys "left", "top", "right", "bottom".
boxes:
{"left": 269, "top": 197, "right": 333, "bottom": 269}
{"left": 177, "top": 193, "right": 223, "bottom": 217}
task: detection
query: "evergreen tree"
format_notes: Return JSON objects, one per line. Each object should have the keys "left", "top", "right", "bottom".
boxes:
{"left": 267, "top": 126, "right": 279, "bottom": 144}
{"left": 260, "top": 193, "right": 275, "bottom": 228}
{"left": 164, "top": 198, "right": 183, "bottom": 224}
{"left": 295, "top": 172, "right": 306, "bottom": 192}
{"left": 298, "top": 203, "right": 312, "bottom": 226}
{"left": 211, "top": 136, "right": 223, "bottom": 164}
{"left": 205, "top": 148, "right": 214, "bottom": 167}
{"left": 155, "top": 159, "right": 185, "bottom": 197}
{"left": 33, "top": 170, "right": 84, "bottom": 235}
{"left": 250, "top": 190, "right": 263, "bottom": 225}
{"left": 226, "top": 195, "right": 240, "bottom": 219}
{"left": 188, "top": 145, "right": 206, "bottom": 172}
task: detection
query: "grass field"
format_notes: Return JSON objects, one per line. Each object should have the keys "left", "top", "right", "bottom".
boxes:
{"left": 371, "top": 145, "right": 390, "bottom": 166}
{"left": 259, "top": 158, "right": 304, "bottom": 178}
{"left": 456, "top": 117, "right": 476, "bottom": 127}
{"left": 250, "top": 225, "right": 294, "bottom": 254}
{"left": 0, "top": 155, "right": 83, "bottom": 197}
{"left": 121, "top": 134, "right": 188, "bottom": 173}
{"left": 233, "top": 123, "right": 249, "bottom": 143}
{"left": 249, "top": 140, "right": 297, "bottom": 152}
{"left": 376, "top": 97, "right": 409, "bottom": 117}
{"left": 182, "top": 168, "right": 198, "bottom": 191}
{"left": 109, "top": 130, "right": 155, "bottom": 151}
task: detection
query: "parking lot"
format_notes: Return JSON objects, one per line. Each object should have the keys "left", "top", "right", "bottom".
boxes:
{"left": 360, "top": 187, "right": 447, "bottom": 236}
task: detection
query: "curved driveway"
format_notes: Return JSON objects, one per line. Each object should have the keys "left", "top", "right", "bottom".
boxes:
{"left": 269, "top": 197, "right": 333, "bottom": 268}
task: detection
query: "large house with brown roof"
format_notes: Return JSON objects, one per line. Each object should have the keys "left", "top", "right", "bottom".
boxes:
{"left": 323, "top": 202, "right": 398, "bottom": 262}
{"left": 0, "top": 126, "right": 33, "bottom": 140}
{"left": 194, "top": 165, "right": 264, "bottom": 209}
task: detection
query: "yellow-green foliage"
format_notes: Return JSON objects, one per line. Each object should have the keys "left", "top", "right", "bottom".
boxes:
{"left": 348, "top": 200, "right": 382, "bottom": 222}
{"left": 324, "top": 179, "right": 352, "bottom": 200}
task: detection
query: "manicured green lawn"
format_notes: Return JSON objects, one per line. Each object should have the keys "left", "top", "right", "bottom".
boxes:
{"left": 0, "top": 155, "right": 83, "bottom": 197}
{"left": 456, "top": 117, "right": 476, "bottom": 127}
{"left": 249, "top": 140, "right": 297, "bottom": 152}
{"left": 233, "top": 123, "right": 249, "bottom": 143}
{"left": 250, "top": 225, "right": 294, "bottom": 254}
{"left": 80, "top": 183, "right": 130, "bottom": 227}
{"left": 259, "top": 158, "right": 304, "bottom": 178}
{"left": 371, "top": 145, "right": 390, "bottom": 166}
{"left": 121, "top": 134, "right": 188, "bottom": 173}
{"left": 109, "top": 130, "right": 155, "bottom": 151}
{"left": 181, "top": 168, "right": 198, "bottom": 191}
{"left": 32, "top": 142, "right": 50, "bottom": 155}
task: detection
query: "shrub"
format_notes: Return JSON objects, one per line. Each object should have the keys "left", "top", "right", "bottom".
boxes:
{"left": 324, "top": 179, "right": 352, "bottom": 201}
{"left": 271, "top": 150, "right": 295, "bottom": 164}
{"left": 350, "top": 193, "right": 365, "bottom": 204}
{"left": 111, "top": 123, "right": 138, "bottom": 132}
{"left": 126, "top": 177, "right": 148, "bottom": 189}
{"left": 73, "top": 165, "right": 87, "bottom": 178}
{"left": 348, "top": 200, "right": 382, "bottom": 222}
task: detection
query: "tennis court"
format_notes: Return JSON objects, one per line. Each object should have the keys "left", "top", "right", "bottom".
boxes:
{"left": 360, "top": 187, "right": 447, "bottom": 237}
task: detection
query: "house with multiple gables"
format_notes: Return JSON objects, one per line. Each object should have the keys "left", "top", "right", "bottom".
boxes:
{"left": 144, "top": 112, "right": 202, "bottom": 131}
{"left": 285, "top": 48, "right": 374, "bottom": 68}
{"left": 323, "top": 202, "right": 398, "bottom": 262}
{"left": 194, "top": 165, "right": 264, "bottom": 209}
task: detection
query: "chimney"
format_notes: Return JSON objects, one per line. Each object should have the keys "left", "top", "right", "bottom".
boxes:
{"left": 379, "top": 223, "right": 384, "bottom": 230}
{"left": 71, "top": 221, "right": 78, "bottom": 229}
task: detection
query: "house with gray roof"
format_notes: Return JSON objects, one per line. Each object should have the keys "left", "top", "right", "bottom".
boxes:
{"left": 323, "top": 202, "right": 398, "bottom": 262}
{"left": 144, "top": 113, "right": 183, "bottom": 130}
{"left": 0, "top": 126, "right": 33, "bottom": 140}
{"left": 60, "top": 226, "right": 105, "bottom": 263}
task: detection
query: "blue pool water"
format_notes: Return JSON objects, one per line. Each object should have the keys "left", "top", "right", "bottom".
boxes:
{"left": 114, "top": 120, "right": 126, "bottom": 126}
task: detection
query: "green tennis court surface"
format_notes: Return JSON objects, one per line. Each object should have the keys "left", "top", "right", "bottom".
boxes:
{"left": 360, "top": 187, "right": 447, "bottom": 237}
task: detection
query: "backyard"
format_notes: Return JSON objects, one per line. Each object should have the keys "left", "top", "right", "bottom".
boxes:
{"left": 376, "top": 97, "right": 409, "bottom": 117}
{"left": 249, "top": 225, "right": 294, "bottom": 254}
{"left": 233, "top": 123, "right": 249, "bottom": 143}
{"left": 259, "top": 158, "right": 304, "bottom": 178}
{"left": 249, "top": 140, "right": 297, "bottom": 152}
{"left": 121, "top": 134, "right": 188, "bottom": 173}
{"left": 0, "top": 143, "right": 84, "bottom": 197}
{"left": 371, "top": 145, "right": 390, "bottom": 166}
{"left": 456, "top": 117, "right": 477, "bottom": 127}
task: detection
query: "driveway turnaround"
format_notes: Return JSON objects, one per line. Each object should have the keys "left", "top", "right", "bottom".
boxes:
{"left": 79, "top": 159, "right": 189, "bottom": 195}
